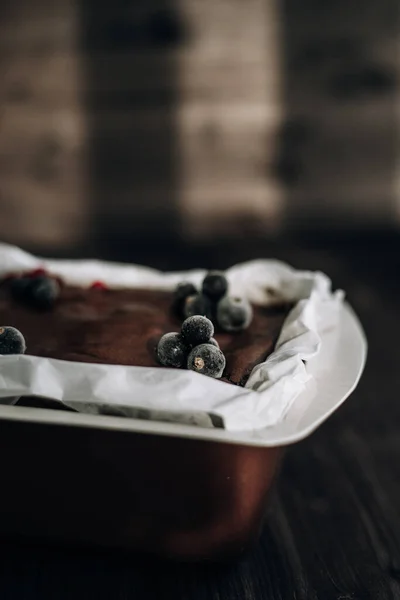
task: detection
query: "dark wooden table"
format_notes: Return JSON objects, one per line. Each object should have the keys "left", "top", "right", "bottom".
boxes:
{"left": 1, "top": 234, "right": 399, "bottom": 599}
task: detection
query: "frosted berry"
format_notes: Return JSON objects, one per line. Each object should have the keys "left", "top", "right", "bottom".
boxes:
{"left": 202, "top": 271, "right": 228, "bottom": 301}
{"left": 0, "top": 326, "right": 26, "bottom": 355}
{"left": 29, "top": 276, "right": 60, "bottom": 309}
{"left": 172, "top": 281, "right": 197, "bottom": 316}
{"left": 181, "top": 315, "right": 214, "bottom": 346}
{"left": 157, "top": 332, "right": 189, "bottom": 368}
{"left": 217, "top": 296, "right": 253, "bottom": 332}
{"left": 183, "top": 293, "right": 213, "bottom": 320}
{"left": 187, "top": 344, "right": 226, "bottom": 379}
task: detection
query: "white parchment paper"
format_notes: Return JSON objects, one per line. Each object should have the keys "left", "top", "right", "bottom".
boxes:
{"left": 0, "top": 243, "right": 343, "bottom": 431}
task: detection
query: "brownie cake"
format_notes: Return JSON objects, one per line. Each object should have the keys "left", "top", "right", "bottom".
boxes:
{"left": 0, "top": 281, "right": 291, "bottom": 387}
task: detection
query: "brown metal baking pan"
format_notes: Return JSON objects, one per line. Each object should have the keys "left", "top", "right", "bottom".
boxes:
{"left": 0, "top": 301, "right": 366, "bottom": 562}
{"left": 0, "top": 410, "right": 283, "bottom": 562}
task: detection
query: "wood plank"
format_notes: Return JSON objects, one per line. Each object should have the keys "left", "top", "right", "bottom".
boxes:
{"left": 0, "top": 53, "right": 277, "bottom": 108}
{"left": 0, "top": 0, "right": 88, "bottom": 250}
{"left": 278, "top": 0, "right": 400, "bottom": 227}
{"left": 0, "top": 179, "right": 87, "bottom": 247}
{"left": 177, "top": 0, "right": 282, "bottom": 233}
{"left": 279, "top": 0, "right": 399, "bottom": 37}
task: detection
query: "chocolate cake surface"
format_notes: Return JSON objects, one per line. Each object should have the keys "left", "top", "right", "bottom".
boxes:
{"left": 0, "top": 284, "right": 291, "bottom": 386}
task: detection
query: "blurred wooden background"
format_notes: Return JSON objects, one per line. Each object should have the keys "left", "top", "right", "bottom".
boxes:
{"left": 280, "top": 0, "right": 400, "bottom": 231}
{"left": 0, "top": 0, "right": 399, "bottom": 256}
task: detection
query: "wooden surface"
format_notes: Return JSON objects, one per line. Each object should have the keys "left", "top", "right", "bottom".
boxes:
{"left": 0, "top": 0, "right": 281, "bottom": 248}
{"left": 0, "top": 235, "right": 399, "bottom": 599}
{"left": 279, "top": 0, "right": 400, "bottom": 230}
{"left": 0, "top": 0, "right": 88, "bottom": 248}
{"left": 1, "top": 0, "right": 399, "bottom": 252}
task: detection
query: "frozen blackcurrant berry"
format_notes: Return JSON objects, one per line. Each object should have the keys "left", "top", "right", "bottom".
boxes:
{"left": 10, "top": 275, "right": 60, "bottom": 309}
{"left": 0, "top": 326, "right": 26, "bottom": 355}
{"left": 187, "top": 344, "right": 226, "bottom": 379}
{"left": 209, "top": 337, "right": 219, "bottom": 348}
{"left": 217, "top": 296, "right": 253, "bottom": 332}
{"left": 29, "top": 276, "right": 60, "bottom": 310}
{"left": 202, "top": 271, "right": 228, "bottom": 301}
{"left": 157, "top": 332, "right": 189, "bottom": 368}
{"left": 183, "top": 293, "right": 213, "bottom": 320}
{"left": 172, "top": 281, "right": 197, "bottom": 317}
{"left": 10, "top": 276, "right": 33, "bottom": 301}
{"left": 181, "top": 315, "right": 214, "bottom": 346}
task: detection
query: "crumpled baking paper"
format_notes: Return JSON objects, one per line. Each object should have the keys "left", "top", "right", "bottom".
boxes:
{"left": 0, "top": 243, "right": 343, "bottom": 431}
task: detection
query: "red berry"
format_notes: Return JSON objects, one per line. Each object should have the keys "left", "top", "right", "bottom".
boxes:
{"left": 28, "top": 268, "right": 47, "bottom": 278}
{"left": 90, "top": 281, "right": 107, "bottom": 290}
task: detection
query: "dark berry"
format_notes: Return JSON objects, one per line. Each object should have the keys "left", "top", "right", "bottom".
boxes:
{"left": 29, "top": 276, "right": 60, "bottom": 309}
{"left": 1, "top": 273, "right": 17, "bottom": 286}
{"left": 157, "top": 332, "right": 189, "bottom": 368}
{"left": 202, "top": 271, "right": 228, "bottom": 301}
{"left": 209, "top": 337, "right": 219, "bottom": 348}
{"left": 187, "top": 344, "right": 226, "bottom": 379}
{"left": 183, "top": 293, "right": 213, "bottom": 320}
{"left": 217, "top": 296, "right": 253, "bottom": 332}
{"left": 181, "top": 315, "right": 214, "bottom": 346}
{"left": 0, "top": 326, "right": 26, "bottom": 355}
{"left": 172, "top": 281, "right": 197, "bottom": 317}
{"left": 10, "top": 276, "right": 34, "bottom": 301}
